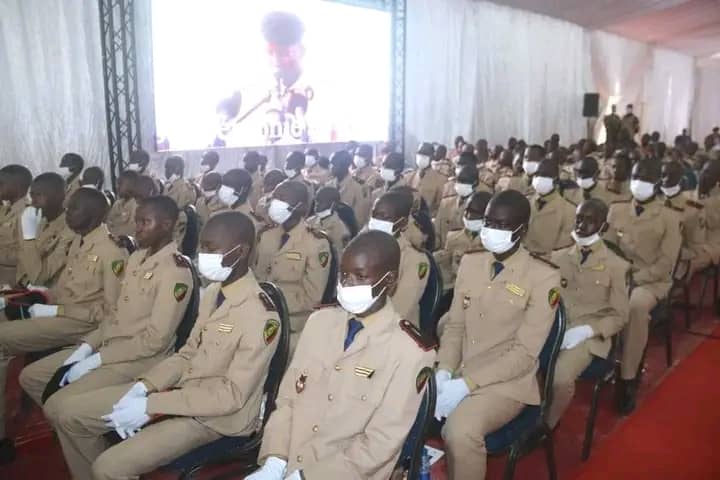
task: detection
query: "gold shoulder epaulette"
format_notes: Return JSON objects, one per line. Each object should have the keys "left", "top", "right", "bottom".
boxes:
{"left": 307, "top": 226, "right": 329, "bottom": 240}
{"left": 399, "top": 319, "right": 437, "bottom": 351}
{"left": 687, "top": 200, "right": 704, "bottom": 210}
{"left": 173, "top": 253, "right": 192, "bottom": 269}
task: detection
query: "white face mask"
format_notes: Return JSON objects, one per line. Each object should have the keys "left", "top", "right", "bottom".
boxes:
{"left": 167, "top": 173, "right": 180, "bottom": 183}
{"left": 268, "top": 199, "right": 295, "bottom": 225}
{"left": 353, "top": 155, "right": 367, "bottom": 169}
{"left": 480, "top": 223, "right": 522, "bottom": 254}
{"left": 661, "top": 184, "right": 681, "bottom": 198}
{"left": 454, "top": 183, "right": 474, "bottom": 198}
{"left": 523, "top": 161, "right": 539, "bottom": 175}
{"left": 571, "top": 229, "right": 601, "bottom": 247}
{"left": 316, "top": 208, "right": 332, "bottom": 219}
{"left": 337, "top": 272, "right": 390, "bottom": 315}
{"left": 630, "top": 179, "right": 656, "bottom": 202}
{"left": 127, "top": 163, "right": 142, "bottom": 172}
{"left": 368, "top": 217, "right": 400, "bottom": 236}
{"left": 380, "top": 168, "right": 397, "bottom": 182}
{"left": 284, "top": 168, "right": 298, "bottom": 179}
{"left": 203, "top": 189, "right": 217, "bottom": 199}
{"left": 463, "top": 216, "right": 483, "bottom": 233}
{"left": 198, "top": 244, "right": 243, "bottom": 282}
{"left": 305, "top": 155, "right": 317, "bottom": 167}
{"left": 218, "top": 185, "right": 238, "bottom": 207}
{"left": 201, "top": 164, "right": 211, "bottom": 173}
{"left": 416, "top": 154, "right": 431, "bottom": 169}
{"left": 576, "top": 177, "right": 596, "bottom": 190}
{"left": 532, "top": 176, "right": 555, "bottom": 195}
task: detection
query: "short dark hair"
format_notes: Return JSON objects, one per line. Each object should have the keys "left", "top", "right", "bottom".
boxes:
{"left": 33, "top": 172, "right": 66, "bottom": 193}
{"left": 0, "top": 165, "right": 33, "bottom": 191}
{"left": 206, "top": 210, "right": 256, "bottom": 248}
{"left": 490, "top": 190, "right": 531, "bottom": 226}
{"left": 138, "top": 195, "right": 179, "bottom": 224}
{"left": 344, "top": 230, "right": 400, "bottom": 274}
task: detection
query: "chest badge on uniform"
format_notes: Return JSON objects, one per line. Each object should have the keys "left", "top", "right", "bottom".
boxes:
{"left": 111, "top": 260, "right": 125, "bottom": 277}
{"left": 88, "top": 254, "right": 99, "bottom": 262}
{"left": 591, "top": 264, "right": 605, "bottom": 272}
{"left": 143, "top": 271, "right": 154, "bottom": 280}
{"left": 173, "top": 283, "right": 188, "bottom": 302}
{"left": 354, "top": 366, "right": 375, "bottom": 378}
{"left": 286, "top": 252, "right": 302, "bottom": 261}
{"left": 505, "top": 283, "right": 526, "bottom": 297}
{"left": 560, "top": 278, "right": 568, "bottom": 288}
{"left": 418, "top": 262, "right": 429, "bottom": 280}
{"left": 548, "top": 288, "right": 561, "bottom": 308}
{"left": 462, "top": 295, "right": 471, "bottom": 310}
{"left": 263, "top": 318, "right": 280, "bottom": 345}
{"left": 218, "top": 323, "right": 233, "bottom": 333}
{"left": 318, "top": 251, "right": 329, "bottom": 268}
{"left": 296, "top": 374, "right": 307, "bottom": 393}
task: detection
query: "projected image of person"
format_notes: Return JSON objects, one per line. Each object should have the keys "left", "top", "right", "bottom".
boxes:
{"left": 214, "top": 11, "right": 314, "bottom": 147}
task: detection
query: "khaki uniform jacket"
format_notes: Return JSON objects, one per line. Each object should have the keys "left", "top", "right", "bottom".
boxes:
{"left": 288, "top": 174, "right": 316, "bottom": 207}
{"left": 196, "top": 194, "right": 225, "bottom": 231}
{"left": 306, "top": 213, "right": 351, "bottom": 256}
{"left": 166, "top": 178, "right": 197, "bottom": 209}
{"left": 525, "top": 191, "right": 575, "bottom": 256}
{"left": 434, "top": 229, "right": 483, "bottom": 290}
{"left": 64, "top": 176, "right": 82, "bottom": 207}
{"left": 259, "top": 302, "right": 435, "bottom": 479}
{"left": 596, "top": 180, "right": 632, "bottom": 204}
{"left": 392, "top": 234, "right": 429, "bottom": 327}
{"left": 432, "top": 160, "right": 454, "bottom": 178}
{"left": 662, "top": 192, "right": 706, "bottom": 261}
{"left": 353, "top": 167, "right": 383, "bottom": 193}
{"left": 441, "top": 177, "right": 494, "bottom": 199}
{"left": 249, "top": 170, "right": 263, "bottom": 209}
{"left": 16, "top": 212, "right": 75, "bottom": 287}
{"left": 606, "top": 198, "right": 682, "bottom": 298}
{"left": 0, "top": 198, "right": 27, "bottom": 268}
{"left": 83, "top": 242, "right": 192, "bottom": 368}
{"left": 50, "top": 224, "right": 128, "bottom": 324}
{"left": 405, "top": 168, "right": 446, "bottom": 216}
{"left": 552, "top": 242, "right": 630, "bottom": 358}
{"left": 496, "top": 174, "right": 532, "bottom": 195}
{"left": 563, "top": 183, "right": 619, "bottom": 208}
{"left": 303, "top": 165, "right": 331, "bottom": 187}
{"left": 700, "top": 190, "right": 720, "bottom": 262}
{"left": 254, "top": 224, "right": 331, "bottom": 333}
{"left": 438, "top": 248, "right": 560, "bottom": 405}
{"left": 106, "top": 197, "right": 137, "bottom": 237}
{"left": 329, "top": 175, "right": 370, "bottom": 228}
{"left": 369, "top": 177, "right": 407, "bottom": 211}
{"left": 142, "top": 272, "right": 280, "bottom": 436}
{"left": 434, "top": 194, "right": 466, "bottom": 249}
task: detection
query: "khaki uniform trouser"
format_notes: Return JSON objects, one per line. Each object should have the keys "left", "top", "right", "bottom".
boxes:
{"left": 621, "top": 286, "right": 660, "bottom": 380}
{"left": 52, "top": 382, "right": 220, "bottom": 480}
{"left": 0, "top": 315, "right": 94, "bottom": 438}
{"left": 442, "top": 392, "right": 524, "bottom": 480}
{"left": 548, "top": 341, "right": 594, "bottom": 428}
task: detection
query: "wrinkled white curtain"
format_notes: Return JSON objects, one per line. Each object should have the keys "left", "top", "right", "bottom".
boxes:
{"left": 692, "top": 61, "right": 720, "bottom": 139}
{"left": 405, "top": 0, "right": 588, "bottom": 151}
{"left": 0, "top": 0, "right": 108, "bottom": 176}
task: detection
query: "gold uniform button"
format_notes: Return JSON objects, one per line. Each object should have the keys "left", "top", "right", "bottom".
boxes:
{"left": 471, "top": 339, "right": 476, "bottom": 345}
{"left": 203, "top": 326, "right": 208, "bottom": 331}
{"left": 361, "top": 395, "right": 367, "bottom": 401}
{"left": 188, "top": 368, "right": 193, "bottom": 374}
{"left": 297, "top": 455, "right": 303, "bottom": 463}
{"left": 334, "top": 365, "right": 342, "bottom": 371}
{"left": 312, "top": 425, "right": 319, "bottom": 432}
{"left": 328, "top": 394, "right": 334, "bottom": 401}
{"left": 124, "top": 296, "right": 129, "bottom": 302}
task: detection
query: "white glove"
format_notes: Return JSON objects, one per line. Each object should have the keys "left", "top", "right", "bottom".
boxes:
{"left": 244, "top": 457, "right": 288, "bottom": 480}
{"left": 26, "top": 284, "right": 48, "bottom": 292}
{"left": 62, "top": 343, "right": 94, "bottom": 366}
{"left": 114, "top": 382, "right": 149, "bottom": 409}
{"left": 0, "top": 296, "right": 5, "bottom": 311}
{"left": 60, "top": 353, "right": 101, "bottom": 386}
{"left": 435, "top": 369, "right": 452, "bottom": 392}
{"left": 20, "top": 206, "right": 42, "bottom": 240}
{"left": 28, "top": 304, "right": 58, "bottom": 318}
{"left": 101, "top": 396, "right": 150, "bottom": 433}
{"left": 284, "top": 470, "right": 302, "bottom": 480}
{"left": 561, "top": 325, "right": 594, "bottom": 350}
{"left": 434, "top": 378, "right": 470, "bottom": 420}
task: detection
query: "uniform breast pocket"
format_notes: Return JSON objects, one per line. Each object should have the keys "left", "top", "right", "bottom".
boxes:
{"left": 345, "top": 368, "right": 387, "bottom": 410}
{"left": 277, "top": 254, "right": 305, "bottom": 282}
{"left": 586, "top": 272, "right": 611, "bottom": 303}
{"left": 634, "top": 225, "right": 663, "bottom": 260}
{"left": 199, "top": 325, "right": 242, "bottom": 368}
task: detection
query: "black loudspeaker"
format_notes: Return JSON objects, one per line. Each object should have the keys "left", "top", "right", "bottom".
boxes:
{"left": 583, "top": 93, "right": 600, "bottom": 117}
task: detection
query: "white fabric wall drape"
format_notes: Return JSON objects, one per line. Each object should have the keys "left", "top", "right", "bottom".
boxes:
{"left": 0, "top": 0, "right": 108, "bottom": 175}
{"left": 692, "top": 61, "right": 720, "bottom": 138}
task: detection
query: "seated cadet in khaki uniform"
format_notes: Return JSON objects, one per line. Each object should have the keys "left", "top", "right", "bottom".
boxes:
{"left": 548, "top": 199, "right": 630, "bottom": 427}
{"left": 435, "top": 191, "right": 490, "bottom": 292}
{"left": 565, "top": 157, "right": 617, "bottom": 207}
{"left": 432, "top": 144, "right": 454, "bottom": 178}
{"left": 106, "top": 171, "right": 140, "bottom": 237}
{"left": 195, "top": 172, "right": 224, "bottom": 230}
{"left": 524, "top": 158, "right": 575, "bottom": 256}
{"left": 605, "top": 159, "right": 682, "bottom": 413}
{"left": 193, "top": 150, "right": 219, "bottom": 185}
{"left": 435, "top": 165, "right": 480, "bottom": 249}
{"left": 368, "top": 191, "right": 428, "bottom": 327}
{"left": 247, "top": 231, "right": 435, "bottom": 480}
{"left": 306, "top": 187, "right": 351, "bottom": 255}
{"left": 284, "top": 151, "right": 317, "bottom": 207}
{"left": 164, "top": 155, "right": 198, "bottom": 244}
{"left": 255, "top": 181, "right": 331, "bottom": 349}
{"left": 660, "top": 161, "right": 707, "bottom": 277}
{"left": 352, "top": 144, "right": 383, "bottom": 195}
{"left": 328, "top": 150, "right": 370, "bottom": 227}
{"left": 691, "top": 160, "right": 720, "bottom": 274}
{"left": 519, "top": 144, "right": 543, "bottom": 192}
{"left": 21, "top": 197, "right": 192, "bottom": 444}
{"left": 441, "top": 151, "right": 494, "bottom": 198}
{"left": 405, "top": 142, "right": 446, "bottom": 216}
{"left": 255, "top": 170, "right": 288, "bottom": 224}
{"left": 15, "top": 173, "right": 75, "bottom": 288}
{"left": 242, "top": 151, "right": 264, "bottom": 209}
{"left": 0, "top": 165, "right": 32, "bottom": 286}
{"left": 598, "top": 152, "right": 633, "bottom": 204}
{"left": 495, "top": 149, "right": 530, "bottom": 194}
{"left": 371, "top": 152, "right": 407, "bottom": 207}
{"left": 220, "top": 168, "right": 265, "bottom": 232}
{"left": 435, "top": 190, "right": 561, "bottom": 480}
{"left": 0, "top": 188, "right": 127, "bottom": 461}
{"left": 60, "top": 153, "right": 84, "bottom": 208}
{"left": 126, "top": 150, "right": 164, "bottom": 195}
{"left": 303, "top": 148, "right": 330, "bottom": 187}
{"left": 50, "top": 211, "right": 280, "bottom": 480}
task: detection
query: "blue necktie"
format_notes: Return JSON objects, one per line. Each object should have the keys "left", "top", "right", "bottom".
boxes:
{"left": 491, "top": 261, "right": 504, "bottom": 280}
{"left": 635, "top": 205, "right": 644, "bottom": 217}
{"left": 344, "top": 318, "right": 364, "bottom": 351}
{"left": 216, "top": 290, "right": 226, "bottom": 308}
{"left": 580, "top": 247, "right": 592, "bottom": 265}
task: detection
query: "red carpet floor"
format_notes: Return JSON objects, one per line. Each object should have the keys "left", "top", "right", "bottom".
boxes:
{"left": 2, "top": 289, "right": 719, "bottom": 480}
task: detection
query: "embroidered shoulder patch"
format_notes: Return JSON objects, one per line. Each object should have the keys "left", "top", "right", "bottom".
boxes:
{"left": 111, "top": 260, "right": 125, "bottom": 277}
{"left": 263, "top": 318, "right": 280, "bottom": 345}
{"left": 173, "top": 283, "right": 188, "bottom": 302}
{"left": 418, "top": 262, "right": 429, "bottom": 280}
{"left": 318, "top": 251, "right": 329, "bottom": 268}
{"left": 548, "top": 288, "right": 561, "bottom": 308}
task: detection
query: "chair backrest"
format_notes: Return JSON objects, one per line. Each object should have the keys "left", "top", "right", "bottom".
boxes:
{"left": 317, "top": 231, "right": 339, "bottom": 304}
{"left": 117, "top": 235, "right": 138, "bottom": 254}
{"left": 258, "top": 282, "right": 291, "bottom": 427}
{"left": 174, "top": 256, "right": 201, "bottom": 351}
{"left": 411, "top": 210, "right": 436, "bottom": 251}
{"left": 419, "top": 250, "right": 443, "bottom": 342}
{"left": 104, "top": 189, "right": 116, "bottom": 205}
{"left": 181, "top": 204, "right": 200, "bottom": 257}
{"left": 397, "top": 367, "right": 436, "bottom": 480}
{"left": 538, "top": 301, "right": 567, "bottom": 419}
{"left": 335, "top": 202, "right": 359, "bottom": 238}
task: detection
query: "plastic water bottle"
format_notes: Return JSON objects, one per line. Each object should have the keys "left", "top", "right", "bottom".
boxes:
{"left": 419, "top": 447, "right": 431, "bottom": 480}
